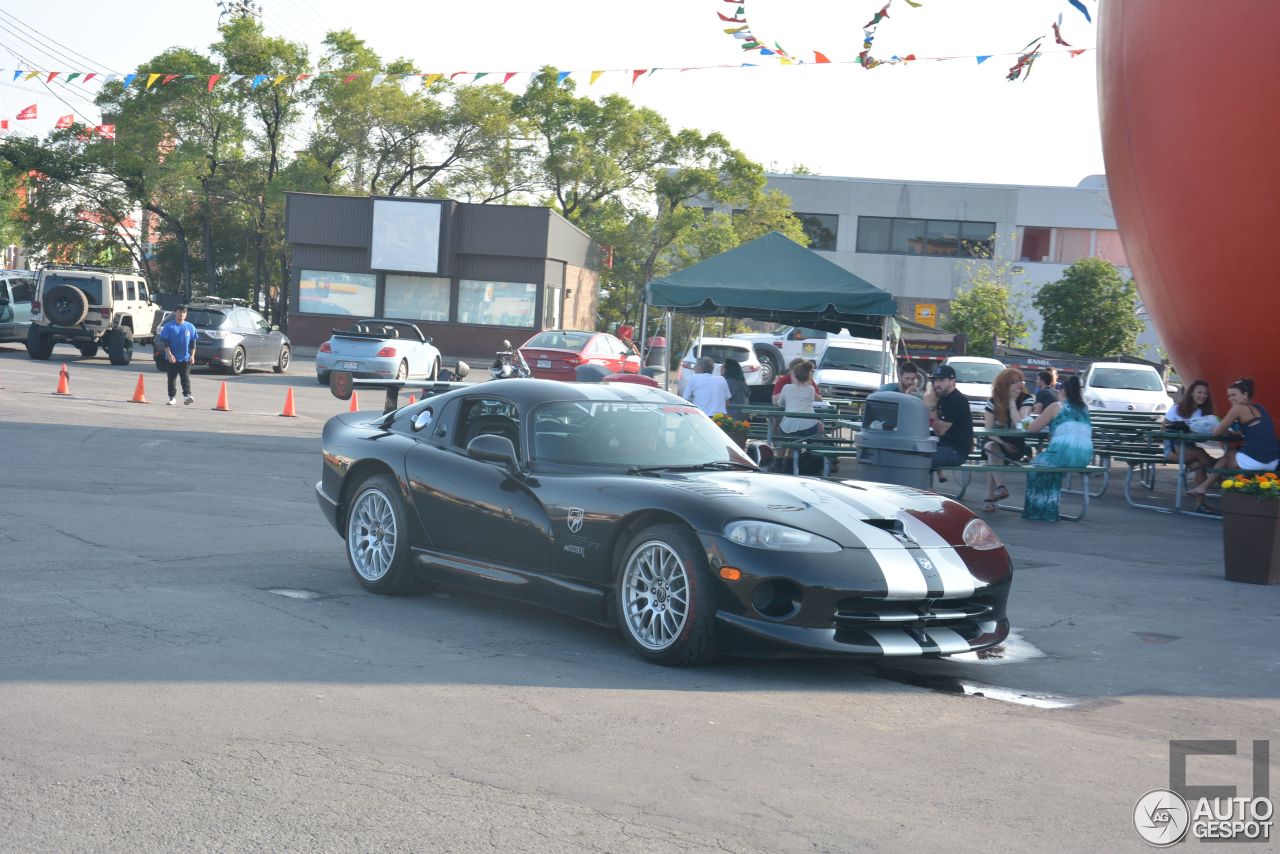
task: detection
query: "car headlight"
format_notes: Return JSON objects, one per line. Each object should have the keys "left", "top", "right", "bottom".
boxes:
{"left": 819, "top": 384, "right": 833, "bottom": 396}
{"left": 723, "top": 520, "right": 842, "bottom": 553}
{"left": 962, "top": 518, "right": 1003, "bottom": 551}
{"left": 1084, "top": 395, "right": 1102, "bottom": 407}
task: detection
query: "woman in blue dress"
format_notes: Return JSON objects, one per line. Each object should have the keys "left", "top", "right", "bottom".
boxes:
{"left": 1023, "top": 375, "right": 1093, "bottom": 521}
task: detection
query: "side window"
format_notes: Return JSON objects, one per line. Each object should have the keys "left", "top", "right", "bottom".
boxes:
{"left": 234, "top": 309, "right": 254, "bottom": 330}
{"left": 4, "top": 281, "right": 28, "bottom": 303}
{"left": 138, "top": 281, "right": 149, "bottom": 303}
{"left": 429, "top": 398, "right": 459, "bottom": 444}
{"left": 457, "top": 398, "right": 521, "bottom": 455}
{"left": 126, "top": 281, "right": 137, "bottom": 301}
{"left": 249, "top": 309, "right": 270, "bottom": 331}
{"left": 112, "top": 280, "right": 125, "bottom": 301}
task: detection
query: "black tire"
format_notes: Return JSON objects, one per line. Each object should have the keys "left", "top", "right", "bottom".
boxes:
{"left": 615, "top": 523, "right": 719, "bottom": 666}
{"left": 230, "top": 346, "right": 246, "bottom": 376}
{"left": 77, "top": 342, "right": 99, "bottom": 359}
{"left": 429, "top": 358, "right": 439, "bottom": 382}
{"left": 25, "top": 327, "right": 54, "bottom": 360}
{"left": 155, "top": 356, "right": 167, "bottom": 373}
{"left": 344, "top": 474, "right": 418, "bottom": 595}
{"left": 395, "top": 360, "right": 408, "bottom": 381}
{"left": 274, "top": 345, "right": 291, "bottom": 374}
{"left": 43, "top": 285, "right": 89, "bottom": 326}
{"left": 317, "top": 371, "right": 330, "bottom": 385}
{"left": 106, "top": 328, "right": 134, "bottom": 366}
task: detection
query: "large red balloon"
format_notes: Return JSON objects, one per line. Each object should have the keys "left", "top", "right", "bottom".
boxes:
{"left": 1098, "top": 0, "right": 1280, "bottom": 408}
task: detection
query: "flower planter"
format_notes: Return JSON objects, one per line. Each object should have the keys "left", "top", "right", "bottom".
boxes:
{"left": 725, "top": 428, "right": 749, "bottom": 449}
{"left": 1222, "top": 493, "right": 1280, "bottom": 585}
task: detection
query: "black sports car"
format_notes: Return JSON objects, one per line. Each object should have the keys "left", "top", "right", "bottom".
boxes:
{"left": 316, "top": 378, "right": 1011, "bottom": 666}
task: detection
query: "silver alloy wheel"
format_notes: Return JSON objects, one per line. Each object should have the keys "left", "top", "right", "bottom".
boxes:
{"left": 396, "top": 360, "right": 408, "bottom": 380}
{"left": 347, "top": 488, "right": 398, "bottom": 582}
{"left": 233, "top": 347, "right": 246, "bottom": 374}
{"left": 621, "top": 540, "right": 691, "bottom": 651}
{"left": 279, "top": 346, "right": 290, "bottom": 370}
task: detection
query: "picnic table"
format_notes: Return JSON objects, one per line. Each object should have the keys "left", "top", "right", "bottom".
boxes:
{"left": 1123, "top": 429, "right": 1243, "bottom": 517}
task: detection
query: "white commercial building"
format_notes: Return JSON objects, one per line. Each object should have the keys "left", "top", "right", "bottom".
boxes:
{"left": 765, "top": 173, "right": 1159, "bottom": 353}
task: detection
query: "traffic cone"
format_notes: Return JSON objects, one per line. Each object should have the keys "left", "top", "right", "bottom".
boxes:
{"left": 407, "top": 394, "right": 417, "bottom": 405}
{"left": 128, "top": 373, "right": 149, "bottom": 404}
{"left": 212, "top": 381, "right": 230, "bottom": 412}
{"left": 280, "top": 387, "right": 297, "bottom": 418}
{"left": 349, "top": 391, "right": 360, "bottom": 412}
{"left": 53, "top": 364, "right": 70, "bottom": 395}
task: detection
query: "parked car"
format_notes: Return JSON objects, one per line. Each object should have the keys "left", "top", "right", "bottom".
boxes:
{"left": 942, "top": 356, "right": 1006, "bottom": 414}
{"left": 676, "top": 337, "right": 764, "bottom": 394}
{"left": 26, "top": 264, "right": 161, "bottom": 365}
{"left": 316, "top": 378, "right": 1011, "bottom": 665}
{"left": 0, "top": 271, "right": 35, "bottom": 343}
{"left": 316, "top": 319, "right": 442, "bottom": 385}
{"left": 1082, "top": 362, "right": 1175, "bottom": 412}
{"left": 815, "top": 339, "right": 897, "bottom": 398}
{"left": 519, "top": 329, "right": 641, "bottom": 381}
{"left": 732, "top": 325, "right": 866, "bottom": 386}
{"left": 152, "top": 299, "right": 291, "bottom": 375}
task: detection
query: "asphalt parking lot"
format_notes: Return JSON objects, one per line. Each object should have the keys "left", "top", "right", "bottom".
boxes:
{"left": 1, "top": 343, "right": 1277, "bottom": 851}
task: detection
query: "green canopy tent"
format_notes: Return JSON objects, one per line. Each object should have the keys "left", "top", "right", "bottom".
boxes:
{"left": 642, "top": 231, "right": 899, "bottom": 385}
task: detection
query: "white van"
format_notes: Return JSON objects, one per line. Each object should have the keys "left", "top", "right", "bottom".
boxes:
{"left": 1082, "top": 362, "right": 1175, "bottom": 412}
{"left": 815, "top": 338, "right": 896, "bottom": 397}
{"left": 942, "top": 356, "right": 1006, "bottom": 414}
{"left": 0, "top": 271, "right": 35, "bottom": 343}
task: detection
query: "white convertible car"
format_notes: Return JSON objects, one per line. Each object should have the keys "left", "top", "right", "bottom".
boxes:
{"left": 316, "top": 319, "right": 443, "bottom": 385}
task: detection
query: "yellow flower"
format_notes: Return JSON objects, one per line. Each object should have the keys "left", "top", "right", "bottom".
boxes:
{"left": 1222, "top": 479, "right": 1236, "bottom": 489}
{"left": 1263, "top": 481, "right": 1274, "bottom": 490}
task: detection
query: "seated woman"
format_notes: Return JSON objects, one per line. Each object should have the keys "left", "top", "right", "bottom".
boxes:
{"left": 1022, "top": 375, "right": 1093, "bottom": 522}
{"left": 1163, "top": 379, "right": 1216, "bottom": 509}
{"left": 982, "top": 368, "right": 1035, "bottom": 512}
{"left": 722, "top": 357, "right": 750, "bottom": 407}
{"left": 1187, "top": 377, "right": 1279, "bottom": 500}
{"left": 773, "top": 360, "right": 821, "bottom": 472}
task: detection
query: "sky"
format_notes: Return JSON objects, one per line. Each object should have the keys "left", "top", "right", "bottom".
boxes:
{"left": 0, "top": 0, "right": 1105, "bottom": 187}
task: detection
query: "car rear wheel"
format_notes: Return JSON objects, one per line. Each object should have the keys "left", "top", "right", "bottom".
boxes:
{"left": 345, "top": 474, "right": 417, "bottom": 595}
{"left": 429, "top": 358, "right": 439, "bottom": 382}
{"left": 274, "top": 345, "right": 290, "bottom": 373}
{"left": 105, "top": 328, "right": 133, "bottom": 366}
{"left": 77, "top": 342, "right": 98, "bottom": 359}
{"left": 616, "top": 523, "right": 719, "bottom": 666}
{"left": 230, "top": 346, "right": 246, "bottom": 376}
{"left": 316, "top": 370, "right": 330, "bottom": 385}
{"left": 155, "top": 355, "right": 167, "bottom": 373}
{"left": 26, "top": 327, "right": 54, "bottom": 360}
{"left": 395, "top": 360, "right": 408, "bottom": 381}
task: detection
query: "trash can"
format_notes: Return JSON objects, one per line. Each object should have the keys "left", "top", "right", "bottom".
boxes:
{"left": 853, "top": 391, "right": 937, "bottom": 489}
{"left": 645, "top": 336, "right": 667, "bottom": 369}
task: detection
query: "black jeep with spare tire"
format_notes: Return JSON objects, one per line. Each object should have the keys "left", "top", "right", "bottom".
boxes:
{"left": 26, "top": 265, "right": 162, "bottom": 366}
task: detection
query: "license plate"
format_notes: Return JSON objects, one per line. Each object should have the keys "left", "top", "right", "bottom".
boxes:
{"left": 537, "top": 359, "right": 551, "bottom": 369}
{"left": 341, "top": 361, "right": 360, "bottom": 370}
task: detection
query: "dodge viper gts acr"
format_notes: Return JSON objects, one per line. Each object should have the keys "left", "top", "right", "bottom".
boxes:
{"left": 316, "top": 379, "right": 1011, "bottom": 666}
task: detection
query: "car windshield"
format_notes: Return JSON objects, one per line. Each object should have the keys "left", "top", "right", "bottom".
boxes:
{"left": 43, "top": 274, "right": 104, "bottom": 305}
{"left": 688, "top": 344, "right": 750, "bottom": 363}
{"left": 525, "top": 331, "right": 593, "bottom": 351}
{"left": 186, "top": 310, "right": 226, "bottom": 328}
{"left": 1090, "top": 367, "right": 1164, "bottom": 391}
{"left": 951, "top": 362, "right": 1003, "bottom": 384}
{"left": 532, "top": 400, "right": 752, "bottom": 468}
{"left": 820, "top": 347, "right": 888, "bottom": 373}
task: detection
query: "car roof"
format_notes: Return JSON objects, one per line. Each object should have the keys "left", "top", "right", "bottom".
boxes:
{"left": 824, "top": 339, "right": 884, "bottom": 350}
{"left": 946, "top": 356, "right": 1005, "bottom": 365}
{"left": 686, "top": 337, "right": 751, "bottom": 348}
{"left": 1090, "top": 362, "right": 1156, "bottom": 371}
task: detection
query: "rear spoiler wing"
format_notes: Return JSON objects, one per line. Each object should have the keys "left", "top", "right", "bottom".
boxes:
{"left": 327, "top": 363, "right": 471, "bottom": 414}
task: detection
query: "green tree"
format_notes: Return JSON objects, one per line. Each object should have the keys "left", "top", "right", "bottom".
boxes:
{"left": 942, "top": 248, "right": 1030, "bottom": 357}
{"left": 1034, "top": 257, "right": 1145, "bottom": 357}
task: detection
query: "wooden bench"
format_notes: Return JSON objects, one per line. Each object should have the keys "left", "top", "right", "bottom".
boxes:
{"left": 932, "top": 463, "right": 1108, "bottom": 521}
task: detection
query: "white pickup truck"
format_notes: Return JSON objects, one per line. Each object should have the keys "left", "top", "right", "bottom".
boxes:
{"left": 732, "top": 326, "right": 878, "bottom": 386}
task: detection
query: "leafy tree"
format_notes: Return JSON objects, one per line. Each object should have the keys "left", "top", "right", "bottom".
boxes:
{"left": 1034, "top": 257, "right": 1145, "bottom": 358}
{"left": 943, "top": 251, "right": 1029, "bottom": 357}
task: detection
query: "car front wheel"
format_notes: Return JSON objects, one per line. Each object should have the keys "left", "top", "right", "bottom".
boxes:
{"left": 274, "top": 345, "right": 290, "bottom": 373}
{"left": 345, "top": 474, "right": 417, "bottom": 595}
{"left": 106, "top": 329, "right": 133, "bottom": 366}
{"left": 616, "top": 523, "right": 719, "bottom": 666}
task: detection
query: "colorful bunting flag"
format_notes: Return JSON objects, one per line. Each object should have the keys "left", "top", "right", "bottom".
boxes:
{"left": 146, "top": 73, "right": 161, "bottom": 90}
{"left": 449, "top": 71, "right": 468, "bottom": 81}
{"left": 473, "top": 72, "right": 490, "bottom": 81}
{"left": 162, "top": 74, "right": 179, "bottom": 85}
{"left": 0, "top": 120, "right": 8, "bottom": 131}
{"left": 273, "top": 74, "right": 288, "bottom": 86}
{"left": 371, "top": 74, "right": 386, "bottom": 86}
{"left": 1069, "top": 49, "right": 1086, "bottom": 57}
{"left": 813, "top": 51, "right": 831, "bottom": 63}
{"left": 976, "top": 55, "right": 992, "bottom": 64}
{"left": 1052, "top": 22, "right": 1072, "bottom": 47}
{"left": 631, "top": 69, "right": 647, "bottom": 85}
{"left": 55, "top": 114, "right": 73, "bottom": 128}
{"left": 16, "top": 104, "right": 36, "bottom": 120}
{"left": 502, "top": 72, "right": 517, "bottom": 84}
{"left": 11, "top": 70, "right": 21, "bottom": 82}
{"left": 343, "top": 74, "right": 359, "bottom": 84}
{"left": 46, "top": 71, "right": 59, "bottom": 83}
{"left": 423, "top": 73, "right": 443, "bottom": 87}
{"left": 95, "top": 124, "right": 115, "bottom": 139}
{"left": 1067, "top": 0, "right": 1091, "bottom": 23}
{"left": 23, "top": 71, "right": 39, "bottom": 81}
{"left": 590, "top": 70, "right": 604, "bottom": 85}
{"left": 121, "top": 73, "right": 136, "bottom": 87}
{"left": 227, "top": 74, "right": 245, "bottom": 86}
{"left": 208, "top": 74, "right": 221, "bottom": 92}
{"left": 556, "top": 71, "right": 570, "bottom": 85}
{"left": 65, "top": 72, "right": 81, "bottom": 83}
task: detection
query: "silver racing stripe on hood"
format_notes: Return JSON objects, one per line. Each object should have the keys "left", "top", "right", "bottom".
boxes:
{"left": 762, "top": 479, "right": 927, "bottom": 599}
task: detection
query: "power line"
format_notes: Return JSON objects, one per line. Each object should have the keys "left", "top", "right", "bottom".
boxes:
{"left": 0, "top": 9, "right": 120, "bottom": 76}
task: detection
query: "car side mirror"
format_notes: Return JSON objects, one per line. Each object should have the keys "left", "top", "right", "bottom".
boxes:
{"left": 466, "top": 433, "right": 520, "bottom": 476}
{"left": 1166, "top": 383, "right": 1179, "bottom": 395}
{"left": 271, "top": 324, "right": 280, "bottom": 332}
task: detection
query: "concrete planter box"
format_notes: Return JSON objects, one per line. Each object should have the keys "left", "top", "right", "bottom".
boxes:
{"left": 1222, "top": 493, "right": 1280, "bottom": 585}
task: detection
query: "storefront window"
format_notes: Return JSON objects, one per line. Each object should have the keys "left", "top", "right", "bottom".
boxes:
{"left": 298, "top": 270, "right": 376, "bottom": 317}
{"left": 384, "top": 274, "right": 451, "bottom": 322}
{"left": 458, "top": 279, "right": 537, "bottom": 327}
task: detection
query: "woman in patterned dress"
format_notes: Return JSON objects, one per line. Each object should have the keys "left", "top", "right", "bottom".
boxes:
{"left": 1023, "top": 375, "right": 1093, "bottom": 521}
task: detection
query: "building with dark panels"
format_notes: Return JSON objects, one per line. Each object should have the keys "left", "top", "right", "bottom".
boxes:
{"left": 284, "top": 193, "right": 601, "bottom": 358}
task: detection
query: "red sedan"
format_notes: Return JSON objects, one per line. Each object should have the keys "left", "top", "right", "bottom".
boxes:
{"left": 519, "top": 330, "right": 642, "bottom": 381}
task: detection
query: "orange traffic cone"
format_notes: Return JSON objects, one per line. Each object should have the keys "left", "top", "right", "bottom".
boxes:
{"left": 280, "top": 387, "right": 297, "bottom": 417}
{"left": 212, "top": 381, "right": 230, "bottom": 412}
{"left": 128, "top": 373, "right": 149, "bottom": 404}
{"left": 407, "top": 394, "right": 417, "bottom": 405}
{"left": 349, "top": 390, "right": 360, "bottom": 412}
{"left": 53, "top": 364, "right": 70, "bottom": 395}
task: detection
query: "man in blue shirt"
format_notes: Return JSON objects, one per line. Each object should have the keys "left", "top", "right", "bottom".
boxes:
{"left": 157, "top": 305, "right": 198, "bottom": 405}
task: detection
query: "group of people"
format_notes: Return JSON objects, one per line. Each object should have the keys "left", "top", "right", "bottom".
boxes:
{"left": 678, "top": 355, "right": 751, "bottom": 416}
{"left": 1171, "top": 377, "right": 1278, "bottom": 512}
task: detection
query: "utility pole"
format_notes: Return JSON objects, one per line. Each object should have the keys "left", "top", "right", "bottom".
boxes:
{"left": 216, "top": 0, "right": 261, "bottom": 23}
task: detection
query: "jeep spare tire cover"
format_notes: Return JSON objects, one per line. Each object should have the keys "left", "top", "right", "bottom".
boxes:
{"left": 43, "top": 285, "right": 90, "bottom": 326}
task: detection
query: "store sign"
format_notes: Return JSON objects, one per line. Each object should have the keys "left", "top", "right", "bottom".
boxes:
{"left": 914, "top": 303, "right": 937, "bottom": 327}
